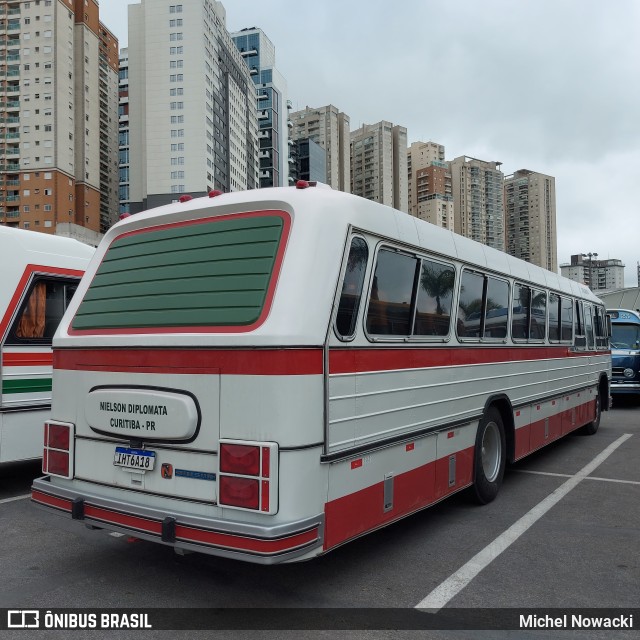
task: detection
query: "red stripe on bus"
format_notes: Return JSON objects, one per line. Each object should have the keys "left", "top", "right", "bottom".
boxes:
{"left": 2, "top": 353, "right": 53, "bottom": 367}
{"left": 84, "top": 505, "right": 163, "bottom": 536}
{"left": 174, "top": 524, "right": 318, "bottom": 554}
{"left": 329, "top": 346, "right": 606, "bottom": 374}
{"left": 53, "top": 348, "right": 324, "bottom": 376}
{"left": 514, "top": 397, "right": 596, "bottom": 460}
{"left": 52, "top": 346, "right": 607, "bottom": 377}
{"left": 0, "top": 265, "right": 85, "bottom": 341}
{"left": 324, "top": 446, "right": 474, "bottom": 550}
{"left": 32, "top": 489, "right": 72, "bottom": 512}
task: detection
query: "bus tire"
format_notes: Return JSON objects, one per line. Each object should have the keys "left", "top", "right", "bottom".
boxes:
{"left": 472, "top": 407, "right": 506, "bottom": 505}
{"left": 582, "top": 389, "right": 601, "bottom": 435}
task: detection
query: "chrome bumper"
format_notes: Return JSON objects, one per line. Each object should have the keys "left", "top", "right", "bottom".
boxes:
{"left": 32, "top": 476, "right": 324, "bottom": 564}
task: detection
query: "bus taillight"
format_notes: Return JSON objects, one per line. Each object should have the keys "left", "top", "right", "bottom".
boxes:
{"left": 43, "top": 421, "right": 75, "bottom": 479}
{"left": 219, "top": 476, "right": 260, "bottom": 510}
{"left": 220, "top": 443, "right": 260, "bottom": 476}
{"left": 218, "top": 440, "right": 278, "bottom": 513}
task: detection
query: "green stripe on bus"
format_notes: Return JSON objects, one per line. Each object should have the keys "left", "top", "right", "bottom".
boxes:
{"left": 2, "top": 378, "right": 53, "bottom": 394}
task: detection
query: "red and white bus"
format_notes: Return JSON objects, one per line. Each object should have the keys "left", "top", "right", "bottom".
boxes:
{"left": 32, "top": 183, "right": 610, "bottom": 563}
{"left": 0, "top": 226, "right": 94, "bottom": 464}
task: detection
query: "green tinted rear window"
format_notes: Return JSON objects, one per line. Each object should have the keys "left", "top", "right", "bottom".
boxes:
{"left": 72, "top": 214, "right": 285, "bottom": 330}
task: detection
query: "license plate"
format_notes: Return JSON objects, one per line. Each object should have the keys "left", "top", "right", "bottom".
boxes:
{"left": 114, "top": 447, "right": 156, "bottom": 472}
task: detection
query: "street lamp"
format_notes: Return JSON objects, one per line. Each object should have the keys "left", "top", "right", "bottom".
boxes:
{"left": 582, "top": 252, "right": 598, "bottom": 289}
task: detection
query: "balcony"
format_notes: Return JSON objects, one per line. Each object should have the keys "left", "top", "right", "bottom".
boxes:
{"left": 240, "top": 49, "right": 258, "bottom": 57}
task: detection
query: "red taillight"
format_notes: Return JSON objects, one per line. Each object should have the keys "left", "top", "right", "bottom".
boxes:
{"left": 218, "top": 440, "right": 278, "bottom": 513}
{"left": 220, "top": 443, "right": 260, "bottom": 476}
{"left": 219, "top": 476, "right": 259, "bottom": 510}
{"left": 46, "top": 450, "right": 70, "bottom": 477}
{"left": 47, "top": 424, "right": 70, "bottom": 450}
{"left": 43, "top": 421, "right": 73, "bottom": 478}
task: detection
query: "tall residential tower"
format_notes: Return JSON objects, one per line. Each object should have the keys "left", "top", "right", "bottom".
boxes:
{"left": 350, "top": 121, "right": 408, "bottom": 213}
{"left": 127, "top": 0, "right": 258, "bottom": 212}
{"left": 504, "top": 169, "right": 557, "bottom": 271}
{"left": 407, "top": 140, "right": 453, "bottom": 228}
{"left": 231, "top": 27, "right": 288, "bottom": 188}
{"left": 289, "top": 104, "right": 350, "bottom": 191}
{"left": 0, "top": 0, "right": 118, "bottom": 240}
{"left": 449, "top": 156, "right": 505, "bottom": 251}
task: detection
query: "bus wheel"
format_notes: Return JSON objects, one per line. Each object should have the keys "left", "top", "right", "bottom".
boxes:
{"left": 472, "top": 407, "right": 506, "bottom": 505}
{"left": 582, "top": 390, "right": 601, "bottom": 435}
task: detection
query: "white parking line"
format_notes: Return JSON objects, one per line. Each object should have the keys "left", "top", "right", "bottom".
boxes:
{"left": 415, "top": 433, "right": 633, "bottom": 612}
{"left": 0, "top": 493, "right": 31, "bottom": 505}
{"left": 518, "top": 469, "right": 640, "bottom": 486}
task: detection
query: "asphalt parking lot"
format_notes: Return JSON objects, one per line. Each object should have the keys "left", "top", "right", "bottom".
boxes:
{"left": 1, "top": 398, "right": 638, "bottom": 637}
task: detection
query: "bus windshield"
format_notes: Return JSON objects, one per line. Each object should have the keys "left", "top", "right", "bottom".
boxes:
{"left": 611, "top": 323, "right": 640, "bottom": 350}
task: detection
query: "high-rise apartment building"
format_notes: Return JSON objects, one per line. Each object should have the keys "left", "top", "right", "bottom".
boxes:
{"left": 127, "top": 0, "right": 258, "bottom": 212}
{"left": 231, "top": 27, "right": 288, "bottom": 188}
{"left": 449, "top": 156, "right": 505, "bottom": 251}
{"left": 560, "top": 254, "right": 625, "bottom": 291}
{"left": 97, "top": 23, "right": 119, "bottom": 233}
{"left": 350, "top": 121, "right": 408, "bottom": 213}
{"left": 407, "top": 140, "right": 453, "bottom": 228}
{"left": 118, "top": 48, "right": 130, "bottom": 217}
{"left": 0, "top": 0, "right": 118, "bottom": 240}
{"left": 289, "top": 104, "right": 350, "bottom": 191}
{"left": 504, "top": 169, "right": 557, "bottom": 271}
{"left": 288, "top": 138, "right": 326, "bottom": 184}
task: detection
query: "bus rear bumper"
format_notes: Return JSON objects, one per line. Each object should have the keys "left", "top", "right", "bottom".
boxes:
{"left": 31, "top": 476, "right": 324, "bottom": 564}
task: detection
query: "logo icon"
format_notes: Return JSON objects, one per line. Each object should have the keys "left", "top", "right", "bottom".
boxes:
{"left": 8, "top": 610, "right": 40, "bottom": 629}
{"left": 161, "top": 463, "right": 173, "bottom": 479}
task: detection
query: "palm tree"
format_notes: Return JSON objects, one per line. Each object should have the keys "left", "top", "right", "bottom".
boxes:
{"left": 420, "top": 264, "right": 455, "bottom": 315}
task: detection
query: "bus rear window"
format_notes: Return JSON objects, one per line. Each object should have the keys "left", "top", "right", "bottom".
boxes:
{"left": 72, "top": 213, "right": 286, "bottom": 331}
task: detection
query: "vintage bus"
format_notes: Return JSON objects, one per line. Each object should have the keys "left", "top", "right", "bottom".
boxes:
{"left": 0, "top": 226, "right": 94, "bottom": 464}
{"left": 32, "top": 183, "right": 610, "bottom": 563}
{"left": 608, "top": 309, "right": 640, "bottom": 396}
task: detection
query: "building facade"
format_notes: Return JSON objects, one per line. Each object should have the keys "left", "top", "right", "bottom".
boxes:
{"left": 118, "top": 48, "right": 130, "bottom": 216}
{"left": 127, "top": 0, "right": 258, "bottom": 213}
{"left": 289, "top": 104, "right": 350, "bottom": 191}
{"left": 0, "top": 0, "right": 118, "bottom": 239}
{"left": 407, "top": 141, "right": 453, "bottom": 228}
{"left": 449, "top": 156, "right": 505, "bottom": 251}
{"left": 288, "top": 137, "right": 326, "bottom": 184}
{"left": 560, "top": 254, "right": 625, "bottom": 291}
{"left": 350, "top": 121, "right": 408, "bottom": 213}
{"left": 504, "top": 169, "right": 557, "bottom": 272}
{"left": 231, "top": 27, "right": 288, "bottom": 188}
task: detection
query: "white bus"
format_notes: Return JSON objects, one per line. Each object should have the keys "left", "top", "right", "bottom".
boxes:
{"left": 32, "top": 183, "right": 610, "bottom": 563}
{"left": 0, "top": 226, "right": 94, "bottom": 464}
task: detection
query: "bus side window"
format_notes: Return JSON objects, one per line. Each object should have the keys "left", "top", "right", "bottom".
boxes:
{"left": 7, "top": 278, "right": 78, "bottom": 345}
{"left": 413, "top": 259, "right": 455, "bottom": 337}
{"left": 335, "top": 237, "right": 368, "bottom": 339}
{"left": 584, "top": 304, "right": 595, "bottom": 350}
{"left": 548, "top": 293, "right": 560, "bottom": 341}
{"left": 594, "top": 306, "right": 608, "bottom": 349}
{"left": 457, "top": 271, "right": 484, "bottom": 339}
{"left": 529, "top": 287, "right": 546, "bottom": 340}
{"left": 511, "top": 284, "right": 530, "bottom": 340}
{"left": 560, "top": 296, "right": 573, "bottom": 341}
{"left": 366, "top": 249, "right": 418, "bottom": 337}
{"left": 574, "top": 300, "right": 586, "bottom": 348}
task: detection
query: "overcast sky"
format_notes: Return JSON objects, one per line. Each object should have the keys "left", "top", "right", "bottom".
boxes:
{"left": 101, "top": 0, "right": 640, "bottom": 286}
